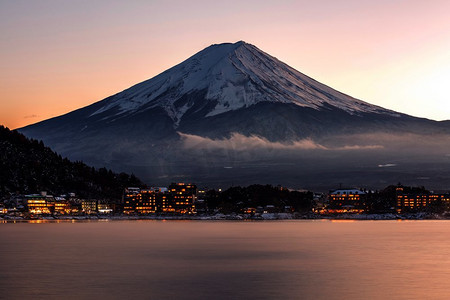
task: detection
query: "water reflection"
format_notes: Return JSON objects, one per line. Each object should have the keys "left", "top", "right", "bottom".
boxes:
{"left": 1, "top": 220, "right": 450, "bottom": 299}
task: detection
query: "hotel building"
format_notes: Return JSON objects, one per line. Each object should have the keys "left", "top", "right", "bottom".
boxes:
{"left": 26, "top": 194, "right": 55, "bottom": 214}
{"left": 396, "top": 186, "right": 450, "bottom": 213}
{"left": 124, "top": 183, "right": 196, "bottom": 214}
{"left": 326, "top": 189, "right": 367, "bottom": 214}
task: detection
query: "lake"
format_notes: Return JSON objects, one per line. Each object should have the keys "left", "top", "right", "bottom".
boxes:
{"left": 1, "top": 220, "right": 450, "bottom": 299}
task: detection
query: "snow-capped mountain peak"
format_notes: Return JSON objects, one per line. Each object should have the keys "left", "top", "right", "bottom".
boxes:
{"left": 90, "top": 41, "right": 397, "bottom": 126}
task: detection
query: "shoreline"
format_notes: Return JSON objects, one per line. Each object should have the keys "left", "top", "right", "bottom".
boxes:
{"left": 2, "top": 212, "right": 449, "bottom": 222}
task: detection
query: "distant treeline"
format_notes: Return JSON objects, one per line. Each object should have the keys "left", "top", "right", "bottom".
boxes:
{"left": 202, "top": 185, "right": 314, "bottom": 213}
{"left": 0, "top": 125, "right": 143, "bottom": 200}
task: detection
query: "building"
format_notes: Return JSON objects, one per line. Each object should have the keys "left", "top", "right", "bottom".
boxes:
{"left": 82, "top": 200, "right": 98, "bottom": 214}
{"left": 326, "top": 189, "right": 367, "bottom": 214}
{"left": 26, "top": 194, "right": 55, "bottom": 214}
{"left": 124, "top": 188, "right": 170, "bottom": 214}
{"left": 54, "top": 197, "right": 71, "bottom": 214}
{"left": 123, "top": 184, "right": 197, "bottom": 214}
{"left": 97, "top": 201, "right": 114, "bottom": 214}
{"left": 243, "top": 207, "right": 256, "bottom": 214}
{"left": 124, "top": 188, "right": 155, "bottom": 214}
{"left": 169, "top": 183, "right": 197, "bottom": 214}
{"left": 263, "top": 205, "right": 278, "bottom": 214}
{"left": 136, "top": 189, "right": 158, "bottom": 214}
{"left": 155, "top": 189, "right": 172, "bottom": 213}
{"left": 396, "top": 187, "right": 450, "bottom": 213}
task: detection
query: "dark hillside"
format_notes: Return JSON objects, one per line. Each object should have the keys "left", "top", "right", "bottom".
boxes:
{"left": 0, "top": 125, "right": 143, "bottom": 199}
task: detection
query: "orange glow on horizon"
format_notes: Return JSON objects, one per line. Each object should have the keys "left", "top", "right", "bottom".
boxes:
{"left": 1, "top": 0, "right": 449, "bottom": 129}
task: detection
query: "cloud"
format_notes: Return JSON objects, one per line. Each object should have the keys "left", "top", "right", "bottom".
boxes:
{"left": 336, "top": 145, "right": 384, "bottom": 150}
{"left": 378, "top": 163, "right": 397, "bottom": 168}
{"left": 179, "top": 132, "right": 325, "bottom": 150}
{"left": 178, "top": 132, "right": 383, "bottom": 151}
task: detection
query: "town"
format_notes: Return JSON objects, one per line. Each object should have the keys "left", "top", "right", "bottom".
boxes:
{"left": 1, "top": 182, "right": 450, "bottom": 221}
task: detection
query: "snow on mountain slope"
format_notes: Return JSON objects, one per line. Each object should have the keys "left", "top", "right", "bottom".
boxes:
{"left": 90, "top": 41, "right": 399, "bottom": 126}
{"left": 18, "top": 41, "right": 450, "bottom": 190}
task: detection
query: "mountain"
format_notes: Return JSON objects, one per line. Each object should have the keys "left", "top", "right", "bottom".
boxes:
{"left": 0, "top": 125, "right": 143, "bottom": 199}
{"left": 19, "top": 41, "right": 450, "bottom": 191}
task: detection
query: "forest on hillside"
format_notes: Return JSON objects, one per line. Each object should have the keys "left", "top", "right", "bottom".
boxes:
{"left": 0, "top": 125, "right": 143, "bottom": 200}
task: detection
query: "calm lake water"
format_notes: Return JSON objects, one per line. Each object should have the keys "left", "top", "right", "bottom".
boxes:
{"left": 1, "top": 220, "right": 450, "bottom": 299}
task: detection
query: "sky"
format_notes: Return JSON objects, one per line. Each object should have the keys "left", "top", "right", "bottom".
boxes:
{"left": 1, "top": 0, "right": 449, "bottom": 129}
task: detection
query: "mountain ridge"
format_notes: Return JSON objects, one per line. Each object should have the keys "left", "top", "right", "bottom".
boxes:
{"left": 19, "top": 41, "right": 450, "bottom": 190}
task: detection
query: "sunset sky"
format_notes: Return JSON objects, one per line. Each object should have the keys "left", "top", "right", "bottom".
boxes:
{"left": 1, "top": 0, "right": 449, "bottom": 129}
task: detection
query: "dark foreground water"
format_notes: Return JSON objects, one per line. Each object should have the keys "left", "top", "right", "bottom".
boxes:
{"left": 1, "top": 220, "right": 450, "bottom": 299}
